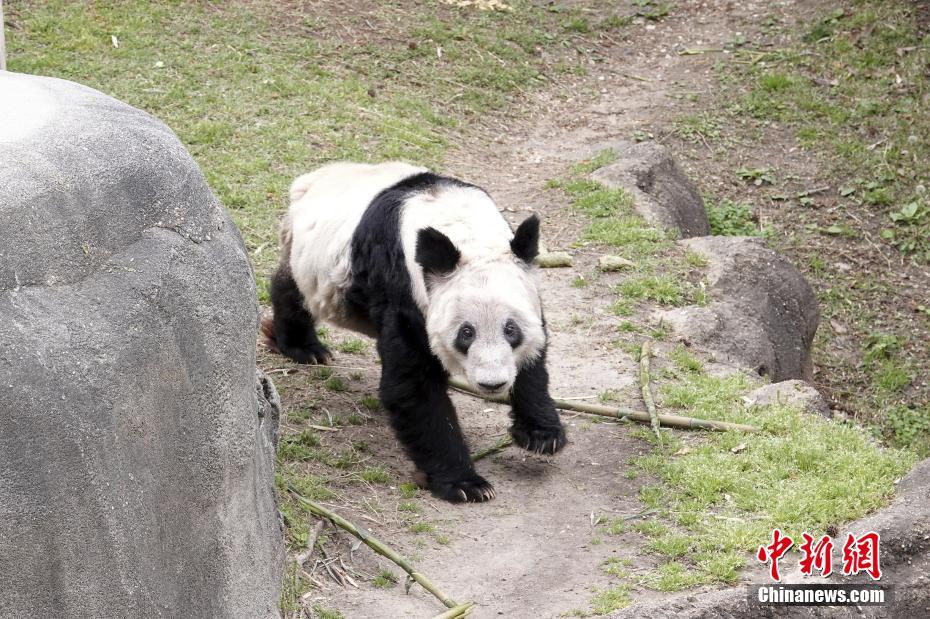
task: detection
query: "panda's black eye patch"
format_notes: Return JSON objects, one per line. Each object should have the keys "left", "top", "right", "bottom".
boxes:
{"left": 454, "top": 322, "right": 476, "bottom": 354}
{"left": 503, "top": 319, "right": 523, "bottom": 348}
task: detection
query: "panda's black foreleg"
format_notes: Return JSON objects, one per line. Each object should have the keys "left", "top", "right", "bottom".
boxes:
{"left": 509, "top": 347, "right": 567, "bottom": 455}
{"left": 267, "top": 263, "right": 332, "bottom": 364}
{"left": 377, "top": 309, "right": 495, "bottom": 503}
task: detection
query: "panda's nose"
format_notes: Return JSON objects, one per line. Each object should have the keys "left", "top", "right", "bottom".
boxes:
{"left": 478, "top": 380, "right": 507, "bottom": 392}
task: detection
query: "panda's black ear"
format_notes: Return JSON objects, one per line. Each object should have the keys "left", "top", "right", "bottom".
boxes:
{"left": 511, "top": 214, "right": 540, "bottom": 263}
{"left": 416, "top": 227, "right": 461, "bottom": 277}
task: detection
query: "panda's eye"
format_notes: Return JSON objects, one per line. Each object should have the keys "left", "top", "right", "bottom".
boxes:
{"left": 454, "top": 323, "right": 476, "bottom": 354}
{"left": 503, "top": 319, "right": 523, "bottom": 348}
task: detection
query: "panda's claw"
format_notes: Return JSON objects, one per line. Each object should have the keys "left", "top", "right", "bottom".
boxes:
{"left": 278, "top": 342, "right": 333, "bottom": 365}
{"left": 428, "top": 473, "right": 496, "bottom": 503}
{"left": 510, "top": 423, "right": 567, "bottom": 455}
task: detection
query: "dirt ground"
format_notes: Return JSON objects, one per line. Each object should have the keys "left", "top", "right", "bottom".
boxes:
{"left": 262, "top": 1, "right": 926, "bottom": 616}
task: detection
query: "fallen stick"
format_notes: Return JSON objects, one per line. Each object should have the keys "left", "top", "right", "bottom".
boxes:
{"left": 447, "top": 378, "right": 759, "bottom": 433}
{"left": 295, "top": 519, "right": 325, "bottom": 568}
{"left": 431, "top": 602, "right": 475, "bottom": 618}
{"left": 288, "top": 486, "right": 461, "bottom": 609}
{"left": 639, "top": 341, "right": 662, "bottom": 442}
{"left": 470, "top": 435, "right": 513, "bottom": 461}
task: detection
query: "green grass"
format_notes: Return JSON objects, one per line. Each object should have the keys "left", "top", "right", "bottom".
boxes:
{"left": 570, "top": 148, "right": 618, "bottom": 175}
{"left": 618, "top": 275, "right": 686, "bottom": 306}
{"left": 323, "top": 376, "right": 349, "bottom": 392}
{"left": 409, "top": 521, "right": 435, "bottom": 534}
{"left": 705, "top": 196, "right": 760, "bottom": 236}
{"left": 398, "top": 482, "right": 420, "bottom": 499}
{"left": 360, "top": 466, "right": 391, "bottom": 484}
{"left": 723, "top": 2, "right": 930, "bottom": 259}
{"left": 371, "top": 569, "right": 398, "bottom": 589}
{"left": 360, "top": 395, "right": 381, "bottom": 411}
{"left": 672, "top": 113, "right": 720, "bottom": 143}
{"left": 620, "top": 368, "right": 915, "bottom": 590}
{"left": 337, "top": 338, "right": 368, "bottom": 354}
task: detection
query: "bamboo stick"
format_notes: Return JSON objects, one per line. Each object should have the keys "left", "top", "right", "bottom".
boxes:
{"left": 639, "top": 340, "right": 662, "bottom": 442}
{"left": 431, "top": 602, "right": 475, "bottom": 618}
{"left": 470, "top": 435, "right": 513, "bottom": 461}
{"left": 447, "top": 378, "right": 759, "bottom": 433}
{"left": 288, "top": 486, "right": 460, "bottom": 609}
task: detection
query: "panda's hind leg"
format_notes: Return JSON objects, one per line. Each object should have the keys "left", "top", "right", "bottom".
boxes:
{"left": 263, "top": 263, "right": 333, "bottom": 364}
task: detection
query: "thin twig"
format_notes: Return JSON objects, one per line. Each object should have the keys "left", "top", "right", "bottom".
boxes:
{"left": 295, "top": 520, "right": 325, "bottom": 568}
{"left": 640, "top": 341, "right": 662, "bottom": 443}
{"left": 288, "top": 487, "right": 461, "bottom": 609}
{"left": 447, "top": 379, "right": 759, "bottom": 433}
{"left": 470, "top": 435, "right": 513, "bottom": 462}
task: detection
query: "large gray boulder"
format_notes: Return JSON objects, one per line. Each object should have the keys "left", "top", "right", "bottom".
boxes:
{"left": 0, "top": 72, "right": 283, "bottom": 617}
{"left": 657, "top": 236, "right": 819, "bottom": 381}
{"left": 592, "top": 141, "right": 711, "bottom": 238}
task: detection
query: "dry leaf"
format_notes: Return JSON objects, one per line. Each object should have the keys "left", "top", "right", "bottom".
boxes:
{"left": 730, "top": 443, "right": 747, "bottom": 454}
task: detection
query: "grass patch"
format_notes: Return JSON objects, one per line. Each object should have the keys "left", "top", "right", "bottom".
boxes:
{"left": 323, "top": 376, "right": 349, "bottom": 392}
{"left": 372, "top": 569, "right": 398, "bottom": 589}
{"left": 337, "top": 338, "right": 368, "bottom": 354}
{"left": 409, "top": 521, "right": 436, "bottom": 534}
{"left": 361, "top": 466, "right": 391, "bottom": 484}
{"left": 724, "top": 2, "right": 930, "bottom": 259}
{"left": 618, "top": 274, "right": 685, "bottom": 306}
{"left": 570, "top": 148, "right": 618, "bottom": 175}
{"left": 705, "top": 196, "right": 760, "bottom": 236}
{"left": 623, "top": 370, "right": 915, "bottom": 590}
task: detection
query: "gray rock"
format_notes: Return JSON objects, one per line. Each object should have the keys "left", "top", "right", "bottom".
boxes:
{"left": 744, "top": 380, "right": 831, "bottom": 418}
{"left": 608, "top": 458, "right": 930, "bottom": 618}
{"left": 657, "top": 236, "right": 819, "bottom": 381}
{"left": 591, "top": 141, "right": 710, "bottom": 238}
{"left": 598, "top": 255, "right": 636, "bottom": 271}
{"left": 0, "top": 72, "right": 283, "bottom": 617}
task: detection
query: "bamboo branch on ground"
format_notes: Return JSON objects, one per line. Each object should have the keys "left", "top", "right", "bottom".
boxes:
{"left": 640, "top": 340, "right": 662, "bottom": 442}
{"left": 470, "top": 435, "right": 513, "bottom": 461}
{"left": 288, "top": 486, "right": 460, "bottom": 609}
{"left": 447, "top": 378, "right": 759, "bottom": 433}
{"left": 431, "top": 602, "right": 475, "bottom": 618}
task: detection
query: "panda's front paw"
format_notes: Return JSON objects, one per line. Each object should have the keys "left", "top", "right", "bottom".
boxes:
{"left": 510, "top": 423, "right": 567, "bottom": 455}
{"left": 427, "top": 472, "right": 496, "bottom": 503}
{"left": 280, "top": 342, "right": 333, "bottom": 365}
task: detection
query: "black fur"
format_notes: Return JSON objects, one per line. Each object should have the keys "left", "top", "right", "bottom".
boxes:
{"left": 268, "top": 263, "right": 332, "bottom": 364}
{"left": 509, "top": 333, "right": 566, "bottom": 454}
{"left": 416, "top": 228, "right": 461, "bottom": 277}
{"left": 510, "top": 214, "right": 541, "bottom": 263}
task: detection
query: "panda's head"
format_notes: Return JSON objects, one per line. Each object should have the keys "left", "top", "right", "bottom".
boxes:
{"left": 416, "top": 216, "right": 545, "bottom": 396}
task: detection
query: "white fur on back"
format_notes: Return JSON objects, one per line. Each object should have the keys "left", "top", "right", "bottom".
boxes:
{"left": 286, "top": 161, "right": 426, "bottom": 329}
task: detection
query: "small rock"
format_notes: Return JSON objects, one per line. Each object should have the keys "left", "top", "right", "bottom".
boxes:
{"left": 598, "top": 255, "right": 636, "bottom": 271}
{"left": 591, "top": 141, "right": 710, "bottom": 238}
{"left": 743, "top": 380, "right": 831, "bottom": 418}
{"left": 537, "top": 251, "right": 573, "bottom": 268}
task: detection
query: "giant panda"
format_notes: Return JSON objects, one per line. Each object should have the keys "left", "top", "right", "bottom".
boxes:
{"left": 263, "top": 161, "right": 566, "bottom": 502}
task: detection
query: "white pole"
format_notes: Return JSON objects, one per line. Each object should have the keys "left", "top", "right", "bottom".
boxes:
{"left": 0, "top": 0, "right": 6, "bottom": 71}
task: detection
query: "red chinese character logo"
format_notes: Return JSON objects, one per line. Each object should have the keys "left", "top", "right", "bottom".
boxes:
{"left": 757, "top": 529, "right": 794, "bottom": 581}
{"left": 842, "top": 532, "right": 882, "bottom": 580}
{"left": 799, "top": 533, "right": 834, "bottom": 577}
